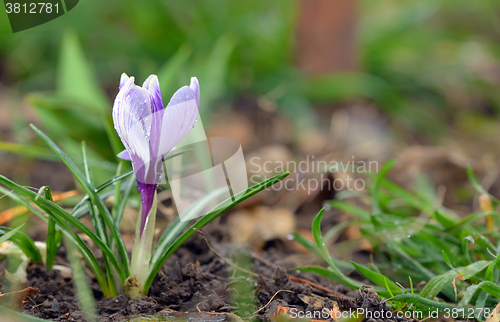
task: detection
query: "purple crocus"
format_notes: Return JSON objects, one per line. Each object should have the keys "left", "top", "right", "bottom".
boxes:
{"left": 112, "top": 74, "right": 200, "bottom": 234}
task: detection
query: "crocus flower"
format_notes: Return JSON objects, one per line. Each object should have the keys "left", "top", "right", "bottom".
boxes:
{"left": 112, "top": 74, "right": 200, "bottom": 235}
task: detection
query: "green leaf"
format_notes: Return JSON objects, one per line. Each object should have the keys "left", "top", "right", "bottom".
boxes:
{"left": 151, "top": 187, "right": 228, "bottom": 264}
{"left": 31, "top": 124, "right": 130, "bottom": 277}
{"left": 0, "top": 225, "right": 25, "bottom": 246}
{"left": 325, "top": 201, "right": 371, "bottom": 221}
{"left": 0, "top": 141, "right": 56, "bottom": 160}
{"left": 371, "top": 159, "right": 396, "bottom": 223}
{"left": 43, "top": 186, "right": 57, "bottom": 269}
{"left": 0, "top": 175, "right": 121, "bottom": 296}
{"left": 458, "top": 281, "right": 500, "bottom": 307}
{"left": 65, "top": 237, "right": 99, "bottom": 322}
{"left": 0, "top": 307, "right": 52, "bottom": 321}
{"left": 467, "top": 167, "right": 500, "bottom": 205}
{"left": 296, "top": 266, "right": 393, "bottom": 297}
{"left": 351, "top": 262, "right": 404, "bottom": 294}
{"left": 311, "top": 208, "right": 364, "bottom": 289}
{"left": 0, "top": 225, "right": 42, "bottom": 263}
{"left": 442, "top": 250, "right": 457, "bottom": 272}
{"left": 144, "top": 172, "right": 290, "bottom": 293}
{"left": 388, "top": 294, "right": 453, "bottom": 312}
{"left": 57, "top": 30, "right": 108, "bottom": 113}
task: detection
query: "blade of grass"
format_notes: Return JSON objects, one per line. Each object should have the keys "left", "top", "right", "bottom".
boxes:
{"left": 311, "top": 208, "right": 364, "bottom": 289}
{"left": 0, "top": 225, "right": 26, "bottom": 246}
{"left": 458, "top": 281, "right": 500, "bottom": 307}
{"left": 388, "top": 294, "right": 453, "bottom": 311}
{"left": 44, "top": 186, "right": 57, "bottom": 269}
{"left": 324, "top": 201, "right": 371, "bottom": 221}
{"left": 0, "top": 226, "right": 42, "bottom": 262}
{"left": 291, "top": 232, "right": 354, "bottom": 270}
{"left": 151, "top": 186, "right": 228, "bottom": 264}
{"left": 112, "top": 176, "right": 135, "bottom": 229}
{"left": 371, "top": 159, "right": 396, "bottom": 220}
{"left": 0, "top": 141, "right": 56, "bottom": 160}
{"left": 296, "top": 266, "right": 394, "bottom": 297}
{"left": 145, "top": 172, "right": 290, "bottom": 293}
{"left": 467, "top": 167, "right": 500, "bottom": 205}
{"left": 65, "top": 237, "right": 98, "bottom": 322}
{"left": 82, "top": 141, "right": 109, "bottom": 246}
{"left": 351, "top": 262, "right": 404, "bottom": 294}
{"left": 31, "top": 124, "right": 130, "bottom": 276}
{"left": 0, "top": 175, "right": 125, "bottom": 291}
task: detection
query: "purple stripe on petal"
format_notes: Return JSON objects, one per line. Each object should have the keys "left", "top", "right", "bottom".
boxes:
{"left": 143, "top": 75, "right": 164, "bottom": 113}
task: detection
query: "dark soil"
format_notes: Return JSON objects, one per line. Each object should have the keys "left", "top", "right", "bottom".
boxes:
{"left": 2, "top": 224, "right": 415, "bottom": 322}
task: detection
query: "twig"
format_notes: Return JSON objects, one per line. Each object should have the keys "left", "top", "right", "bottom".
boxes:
{"left": 194, "top": 228, "right": 259, "bottom": 278}
{"left": 249, "top": 290, "right": 294, "bottom": 317}
{"left": 251, "top": 251, "right": 280, "bottom": 269}
{"left": 289, "top": 276, "right": 353, "bottom": 300}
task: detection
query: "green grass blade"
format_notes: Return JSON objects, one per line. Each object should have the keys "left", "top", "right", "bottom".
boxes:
{"left": 291, "top": 232, "right": 354, "bottom": 270}
{"left": 467, "top": 167, "right": 500, "bottom": 205}
{"left": 388, "top": 294, "right": 453, "bottom": 311}
{"left": 82, "top": 141, "right": 109, "bottom": 246}
{"left": 0, "top": 226, "right": 42, "bottom": 262}
{"left": 71, "top": 169, "right": 134, "bottom": 215}
{"left": 351, "top": 262, "right": 404, "bottom": 294}
{"left": 419, "top": 269, "right": 458, "bottom": 300}
{"left": 0, "top": 175, "right": 125, "bottom": 289}
{"left": 325, "top": 200, "right": 371, "bottom": 221}
{"left": 65, "top": 237, "right": 99, "bottom": 322}
{"left": 372, "top": 159, "right": 396, "bottom": 219}
{"left": 0, "top": 141, "right": 56, "bottom": 160}
{"left": 145, "top": 172, "right": 290, "bottom": 293}
{"left": 31, "top": 124, "right": 130, "bottom": 276}
{"left": 43, "top": 186, "right": 57, "bottom": 269}
{"left": 311, "top": 208, "right": 363, "bottom": 289}
{"left": 296, "top": 266, "right": 393, "bottom": 297}
{"left": 113, "top": 176, "right": 135, "bottom": 229}
{"left": 0, "top": 225, "right": 26, "bottom": 245}
{"left": 458, "top": 281, "right": 500, "bottom": 307}
{"left": 111, "top": 162, "right": 123, "bottom": 220}
{"left": 152, "top": 187, "right": 228, "bottom": 264}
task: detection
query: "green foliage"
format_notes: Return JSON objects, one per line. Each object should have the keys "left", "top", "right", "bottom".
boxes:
{"left": 0, "top": 126, "right": 289, "bottom": 297}
{"left": 297, "top": 161, "right": 500, "bottom": 314}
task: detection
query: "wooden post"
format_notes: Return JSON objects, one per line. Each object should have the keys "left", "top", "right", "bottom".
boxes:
{"left": 296, "top": 0, "right": 358, "bottom": 75}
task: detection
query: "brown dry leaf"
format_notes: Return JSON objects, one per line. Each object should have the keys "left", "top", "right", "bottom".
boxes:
{"left": 227, "top": 207, "right": 296, "bottom": 248}
{"left": 274, "top": 302, "right": 340, "bottom": 322}
{"left": 480, "top": 194, "right": 495, "bottom": 230}
{"left": 452, "top": 273, "right": 465, "bottom": 301}
{"left": 486, "top": 301, "right": 500, "bottom": 322}
{"left": 0, "top": 190, "right": 78, "bottom": 225}
{"left": 345, "top": 225, "right": 373, "bottom": 252}
{"left": 0, "top": 287, "right": 40, "bottom": 306}
{"left": 298, "top": 294, "right": 324, "bottom": 309}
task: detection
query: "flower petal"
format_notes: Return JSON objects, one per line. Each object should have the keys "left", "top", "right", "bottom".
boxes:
{"left": 117, "top": 149, "right": 132, "bottom": 161}
{"left": 157, "top": 84, "right": 199, "bottom": 157}
{"left": 119, "top": 73, "right": 130, "bottom": 90}
{"left": 142, "top": 75, "right": 164, "bottom": 113}
{"left": 189, "top": 77, "right": 200, "bottom": 107}
{"left": 112, "top": 77, "right": 154, "bottom": 183}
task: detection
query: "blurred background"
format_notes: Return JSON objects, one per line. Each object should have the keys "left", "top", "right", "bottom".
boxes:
{"left": 1, "top": 0, "right": 500, "bottom": 228}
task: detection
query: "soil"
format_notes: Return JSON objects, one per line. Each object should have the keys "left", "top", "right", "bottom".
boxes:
{"left": 0, "top": 224, "right": 419, "bottom": 322}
